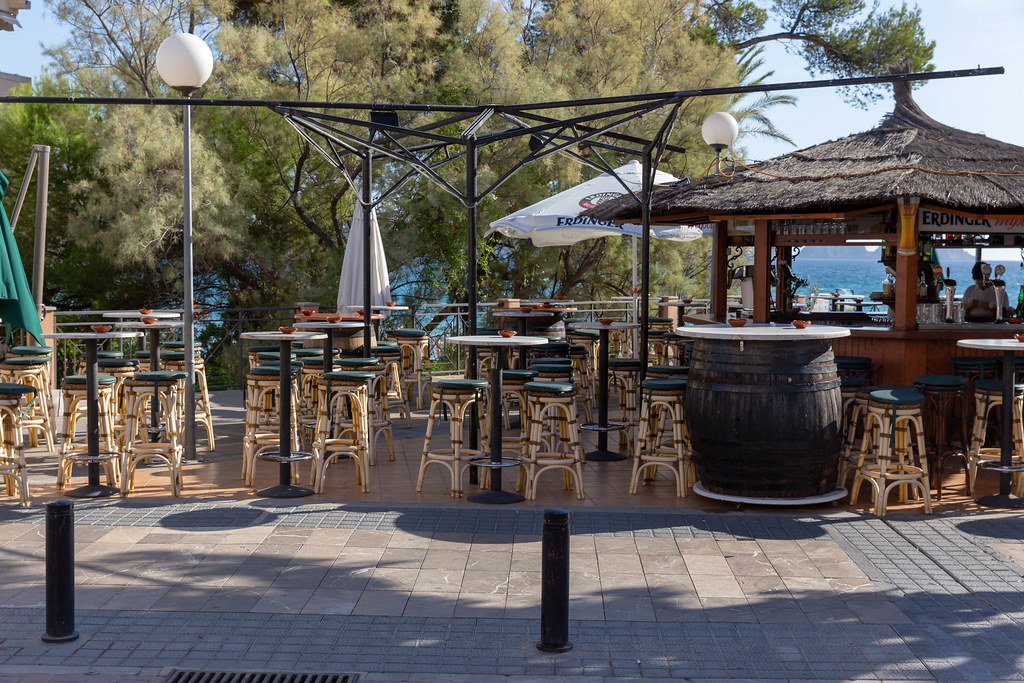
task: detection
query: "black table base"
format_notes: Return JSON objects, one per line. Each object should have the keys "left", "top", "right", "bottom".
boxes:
{"left": 584, "top": 448, "right": 627, "bottom": 462}
{"left": 976, "top": 493, "right": 1024, "bottom": 509}
{"left": 256, "top": 483, "right": 315, "bottom": 498}
{"left": 468, "top": 488, "right": 525, "bottom": 504}
{"left": 64, "top": 483, "right": 120, "bottom": 499}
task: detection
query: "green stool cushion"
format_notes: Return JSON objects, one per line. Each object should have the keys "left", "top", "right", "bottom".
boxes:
{"left": 537, "top": 342, "right": 571, "bottom": 356}
{"left": 0, "top": 383, "right": 35, "bottom": 396}
{"left": 649, "top": 316, "right": 673, "bottom": 324}
{"left": 2, "top": 356, "right": 49, "bottom": 366}
{"left": 249, "top": 345, "right": 280, "bottom": 353}
{"left": 836, "top": 355, "right": 874, "bottom": 368}
{"left": 95, "top": 350, "right": 124, "bottom": 359}
{"left": 249, "top": 365, "right": 301, "bottom": 376}
{"left": 133, "top": 371, "right": 188, "bottom": 382}
{"left": 291, "top": 349, "right": 323, "bottom": 358}
{"left": 641, "top": 377, "right": 687, "bottom": 392}
{"left": 609, "top": 358, "right": 642, "bottom": 369}
{"left": 63, "top": 374, "right": 117, "bottom": 386}
{"left": 375, "top": 340, "right": 399, "bottom": 348}
{"left": 99, "top": 358, "right": 141, "bottom": 369}
{"left": 437, "top": 378, "right": 488, "bottom": 391}
{"left": 913, "top": 375, "right": 966, "bottom": 389}
{"left": 392, "top": 328, "right": 428, "bottom": 338}
{"left": 502, "top": 369, "right": 539, "bottom": 382}
{"left": 323, "top": 371, "right": 375, "bottom": 382}
{"left": 374, "top": 346, "right": 402, "bottom": 356}
{"left": 840, "top": 376, "right": 869, "bottom": 389}
{"left": 647, "top": 365, "right": 688, "bottom": 376}
{"left": 339, "top": 357, "right": 380, "bottom": 368}
{"left": 568, "top": 328, "right": 599, "bottom": 338}
{"left": 951, "top": 357, "right": 1000, "bottom": 370}
{"left": 524, "top": 381, "right": 574, "bottom": 395}
{"left": 868, "top": 387, "right": 924, "bottom": 405}
{"left": 975, "top": 379, "right": 1024, "bottom": 394}
{"left": 9, "top": 345, "right": 53, "bottom": 355}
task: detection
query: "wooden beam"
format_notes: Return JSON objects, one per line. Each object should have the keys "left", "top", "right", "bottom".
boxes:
{"left": 712, "top": 221, "right": 729, "bottom": 322}
{"left": 753, "top": 219, "right": 770, "bottom": 323}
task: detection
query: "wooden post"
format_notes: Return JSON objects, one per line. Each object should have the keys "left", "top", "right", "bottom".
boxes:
{"left": 712, "top": 221, "right": 729, "bottom": 322}
{"left": 753, "top": 219, "right": 771, "bottom": 323}
{"left": 895, "top": 197, "right": 920, "bottom": 331}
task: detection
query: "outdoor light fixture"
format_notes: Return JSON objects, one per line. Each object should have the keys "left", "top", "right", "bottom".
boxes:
{"left": 701, "top": 111, "right": 739, "bottom": 173}
{"left": 156, "top": 32, "right": 213, "bottom": 461}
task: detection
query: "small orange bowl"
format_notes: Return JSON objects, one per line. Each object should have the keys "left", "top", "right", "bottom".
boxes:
{"left": 301, "top": 310, "right": 314, "bottom": 316}
{"left": 386, "top": 301, "right": 396, "bottom": 307}
{"left": 140, "top": 317, "right": 157, "bottom": 325}
{"left": 520, "top": 306, "right": 532, "bottom": 313}
{"left": 279, "top": 326, "right": 296, "bottom": 334}
{"left": 554, "top": 295, "right": 566, "bottom": 300}
{"left": 1015, "top": 333, "right": 1024, "bottom": 343}
{"left": 728, "top": 319, "right": 747, "bottom": 327}
{"left": 791, "top": 320, "right": 811, "bottom": 329}
{"left": 326, "top": 315, "right": 341, "bottom": 323}
{"left": 138, "top": 308, "right": 153, "bottom": 315}
{"left": 357, "top": 309, "right": 365, "bottom": 315}
{"left": 498, "top": 329, "right": 517, "bottom": 338}
{"left": 681, "top": 299, "right": 692, "bottom": 304}
{"left": 90, "top": 324, "right": 112, "bottom": 333}
{"left": 531, "top": 304, "right": 542, "bottom": 310}
{"left": 599, "top": 318, "right": 613, "bottom": 326}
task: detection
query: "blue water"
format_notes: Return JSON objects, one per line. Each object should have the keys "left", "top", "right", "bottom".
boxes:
{"left": 791, "top": 255, "right": 1024, "bottom": 301}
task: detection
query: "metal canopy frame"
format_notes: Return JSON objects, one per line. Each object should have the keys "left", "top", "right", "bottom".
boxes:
{"left": 0, "top": 65, "right": 1002, "bottom": 392}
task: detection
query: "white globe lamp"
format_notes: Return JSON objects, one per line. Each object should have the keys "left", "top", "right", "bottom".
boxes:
{"left": 701, "top": 111, "right": 739, "bottom": 153}
{"left": 156, "top": 33, "right": 213, "bottom": 94}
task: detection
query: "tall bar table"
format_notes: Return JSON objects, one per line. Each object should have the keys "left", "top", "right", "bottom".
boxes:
{"left": 295, "top": 320, "right": 364, "bottom": 427}
{"left": 43, "top": 330, "right": 143, "bottom": 498}
{"left": 956, "top": 338, "right": 1024, "bottom": 509}
{"left": 240, "top": 330, "right": 327, "bottom": 498}
{"left": 572, "top": 321, "right": 639, "bottom": 461}
{"left": 447, "top": 334, "right": 547, "bottom": 504}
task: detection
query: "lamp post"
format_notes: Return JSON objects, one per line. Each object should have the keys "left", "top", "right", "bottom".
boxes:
{"left": 156, "top": 33, "right": 213, "bottom": 462}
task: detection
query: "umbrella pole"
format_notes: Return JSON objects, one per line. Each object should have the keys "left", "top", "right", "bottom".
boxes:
{"left": 362, "top": 154, "right": 373, "bottom": 354}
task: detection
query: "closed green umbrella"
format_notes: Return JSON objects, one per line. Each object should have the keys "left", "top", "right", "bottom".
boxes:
{"left": 0, "top": 172, "right": 43, "bottom": 345}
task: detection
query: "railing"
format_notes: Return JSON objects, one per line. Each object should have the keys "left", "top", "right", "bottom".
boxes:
{"left": 48, "top": 299, "right": 641, "bottom": 388}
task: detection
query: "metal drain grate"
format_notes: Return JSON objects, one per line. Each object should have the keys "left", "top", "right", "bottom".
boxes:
{"left": 164, "top": 671, "right": 359, "bottom": 683}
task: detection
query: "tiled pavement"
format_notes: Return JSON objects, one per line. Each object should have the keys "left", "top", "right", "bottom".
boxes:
{"left": 0, "top": 393, "right": 1023, "bottom": 680}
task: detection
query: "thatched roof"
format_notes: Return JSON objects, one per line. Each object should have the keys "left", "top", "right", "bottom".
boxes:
{"left": 587, "top": 80, "right": 1024, "bottom": 223}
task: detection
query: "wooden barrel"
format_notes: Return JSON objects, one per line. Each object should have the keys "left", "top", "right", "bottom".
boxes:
{"left": 685, "top": 337, "right": 843, "bottom": 498}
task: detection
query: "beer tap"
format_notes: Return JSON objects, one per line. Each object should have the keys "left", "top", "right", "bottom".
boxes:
{"left": 994, "top": 264, "right": 1007, "bottom": 323}
{"left": 943, "top": 266, "right": 957, "bottom": 324}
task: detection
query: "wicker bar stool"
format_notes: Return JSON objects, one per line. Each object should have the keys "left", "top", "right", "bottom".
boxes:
{"left": 338, "top": 357, "right": 393, "bottom": 464}
{"left": 0, "top": 356, "right": 55, "bottom": 449}
{"left": 967, "top": 378, "right": 1024, "bottom": 494}
{"left": 374, "top": 344, "right": 410, "bottom": 427}
{"left": 630, "top": 377, "right": 693, "bottom": 497}
{"left": 835, "top": 356, "right": 874, "bottom": 384}
{"left": 242, "top": 364, "right": 302, "bottom": 485}
{"left": 393, "top": 329, "right": 431, "bottom": 409}
{"left": 566, "top": 327, "right": 598, "bottom": 374}
{"left": 647, "top": 365, "right": 688, "bottom": 379}
{"left": 120, "top": 371, "right": 187, "bottom": 496}
{"left": 608, "top": 357, "right": 641, "bottom": 452}
{"left": 647, "top": 329, "right": 670, "bottom": 366}
{"left": 416, "top": 378, "right": 488, "bottom": 497}
{"left": 850, "top": 387, "right": 932, "bottom": 516}
{"left": 163, "top": 351, "right": 215, "bottom": 451}
{"left": 310, "top": 371, "right": 372, "bottom": 493}
{"left": 952, "top": 356, "right": 1000, "bottom": 428}
{"left": 912, "top": 374, "right": 968, "bottom": 499}
{"left": 520, "top": 381, "right": 585, "bottom": 500}
{"left": 0, "top": 383, "right": 36, "bottom": 506}
{"left": 499, "top": 368, "right": 538, "bottom": 431}
{"left": 247, "top": 344, "right": 280, "bottom": 371}
{"left": 56, "top": 374, "right": 119, "bottom": 491}
{"left": 8, "top": 345, "right": 55, "bottom": 388}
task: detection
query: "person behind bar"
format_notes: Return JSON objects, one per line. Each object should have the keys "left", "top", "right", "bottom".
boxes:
{"left": 962, "top": 261, "right": 1009, "bottom": 322}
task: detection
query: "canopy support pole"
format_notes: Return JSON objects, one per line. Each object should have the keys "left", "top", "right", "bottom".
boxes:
{"left": 639, "top": 151, "right": 652, "bottom": 379}
{"left": 362, "top": 154, "right": 373, "bottom": 352}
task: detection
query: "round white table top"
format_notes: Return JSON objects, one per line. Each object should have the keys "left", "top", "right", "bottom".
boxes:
{"left": 117, "top": 321, "right": 184, "bottom": 330}
{"left": 492, "top": 310, "right": 570, "bottom": 318}
{"left": 673, "top": 323, "right": 850, "bottom": 341}
{"left": 101, "top": 310, "right": 180, "bottom": 319}
{"left": 241, "top": 331, "right": 327, "bottom": 342}
{"left": 957, "top": 338, "right": 1024, "bottom": 352}
{"left": 571, "top": 322, "right": 640, "bottom": 330}
{"left": 341, "top": 305, "right": 411, "bottom": 312}
{"left": 43, "top": 331, "right": 143, "bottom": 341}
{"left": 655, "top": 300, "right": 700, "bottom": 307}
{"left": 294, "top": 321, "right": 365, "bottom": 330}
{"left": 447, "top": 335, "right": 549, "bottom": 347}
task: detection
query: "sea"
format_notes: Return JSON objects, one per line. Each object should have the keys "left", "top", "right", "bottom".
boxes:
{"left": 790, "top": 250, "right": 1024, "bottom": 302}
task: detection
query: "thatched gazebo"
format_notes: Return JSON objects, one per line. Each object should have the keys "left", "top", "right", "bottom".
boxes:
{"left": 587, "top": 79, "right": 1024, "bottom": 384}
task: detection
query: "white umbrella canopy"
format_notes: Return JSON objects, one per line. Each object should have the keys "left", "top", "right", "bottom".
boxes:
{"left": 486, "top": 160, "right": 702, "bottom": 245}
{"left": 337, "top": 204, "right": 392, "bottom": 310}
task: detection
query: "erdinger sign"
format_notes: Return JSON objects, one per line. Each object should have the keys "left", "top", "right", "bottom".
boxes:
{"left": 578, "top": 192, "right": 622, "bottom": 209}
{"left": 919, "top": 207, "right": 1024, "bottom": 233}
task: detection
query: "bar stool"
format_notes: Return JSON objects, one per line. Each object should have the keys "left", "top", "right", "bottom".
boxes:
{"left": 393, "top": 329, "right": 431, "bottom": 409}
{"left": 8, "top": 345, "right": 55, "bottom": 389}
{"left": 416, "top": 378, "right": 487, "bottom": 497}
{"left": 242, "top": 364, "right": 302, "bottom": 485}
{"left": 850, "top": 387, "right": 932, "bottom": 516}
{"left": 835, "top": 356, "right": 874, "bottom": 384}
{"left": 566, "top": 328, "right": 598, "bottom": 374}
{"left": 520, "top": 381, "right": 585, "bottom": 500}
{"left": 247, "top": 344, "right": 280, "bottom": 370}
{"left": 912, "top": 374, "right": 967, "bottom": 499}
{"left": 0, "top": 356, "right": 55, "bottom": 449}
{"left": 120, "top": 371, "right": 187, "bottom": 496}
{"left": 500, "top": 368, "right": 538, "bottom": 430}
{"left": 56, "top": 374, "right": 119, "bottom": 492}
{"left": 967, "top": 378, "right": 1024, "bottom": 494}
{"left": 837, "top": 380, "right": 871, "bottom": 487}
{"left": 630, "top": 377, "right": 693, "bottom": 497}
{"left": 162, "top": 351, "right": 216, "bottom": 451}
{"left": 310, "top": 371, "right": 372, "bottom": 493}
{"left": 375, "top": 345, "right": 410, "bottom": 427}
{"left": 609, "top": 357, "right": 641, "bottom": 451}
{"left": 569, "top": 343, "right": 595, "bottom": 409}
{"left": 0, "top": 383, "right": 36, "bottom": 506}
{"left": 952, "top": 356, "right": 1000, "bottom": 428}
{"left": 338, "top": 357, "right": 393, "bottom": 464}
{"left": 647, "top": 365, "right": 688, "bottom": 379}
{"left": 647, "top": 329, "right": 670, "bottom": 366}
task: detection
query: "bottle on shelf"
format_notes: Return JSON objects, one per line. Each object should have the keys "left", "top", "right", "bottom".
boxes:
{"left": 1015, "top": 285, "right": 1024, "bottom": 319}
{"left": 882, "top": 271, "right": 895, "bottom": 298}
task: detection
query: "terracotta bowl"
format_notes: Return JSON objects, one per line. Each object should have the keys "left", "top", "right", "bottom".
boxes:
{"left": 301, "top": 310, "right": 314, "bottom": 316}
{"left": 498, "top": 329, "right": 517, "bottom": 338}
{"left": 1007, "top": 317, "right": 1023, "bottom": 324}
{"left": 531, "top": 304, "right": 542, "bottom": 310}
{"left": 520, "top": 306, "right": 532, "bottom": 313}
{"left": 138, "top": 308, "right": 153, "bottom": 315}
{"left": 1015, "top": 333, "right": 1024, "bottom": 343}
{"left": 386, "top": 301, "right": 396, "bottom": 307}
{"left": 357, "top": 310, "right": 365, "bottom": 316}
{"left": 326, "top": 315, "right": 341, "bottom": 323}
{"left": 140, "top": 317, "right": 158, "bottom": 325}
{"left": 791, "top": 320, "right": 811, "bottom": 329}
{"left": 599, "top": 318, "right": 613, "bottom": 326}
{"left": 90, "top": 324, "right": 112, "bottom": 334}
{"left": 279, "top": 326, "right": 297, "bottom": 334}
{"left": 727, "top": 319, "right": 747, "bottom": 327}
{"left": 681, "top": 299, "right": 693, "bottom": 304}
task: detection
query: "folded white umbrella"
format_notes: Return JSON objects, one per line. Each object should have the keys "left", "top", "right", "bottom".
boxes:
{"left": 337, "top": 204, "right": 392, "bottom": 311}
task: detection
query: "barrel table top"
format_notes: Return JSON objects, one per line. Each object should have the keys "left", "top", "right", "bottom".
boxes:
{"left": 673, "top": 322, "right": 850, "bottom": 342}
{"left": 957, "top": 338, "right": 1024, "bottom": 352}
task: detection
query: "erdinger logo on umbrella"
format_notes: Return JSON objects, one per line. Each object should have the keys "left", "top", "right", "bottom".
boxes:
{"left": 578, "top": 192, "right": 621, "bottom": 209}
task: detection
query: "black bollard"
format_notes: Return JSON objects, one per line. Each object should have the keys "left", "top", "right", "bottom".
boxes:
{"left": 536, "top": 508, "right": 572, "bottom": 653}
{"left": 41, "top": 500, "right": 78, "bottom": 643}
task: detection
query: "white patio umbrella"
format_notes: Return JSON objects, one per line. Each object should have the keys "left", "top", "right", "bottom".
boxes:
{"left": 485, "top": 160, "right": 703, "bottom": 292}
{"left": 337, "top": 204, "right": 392, "bottom": 311}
